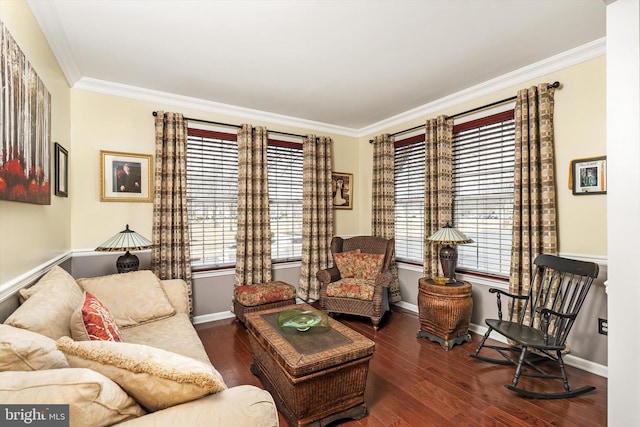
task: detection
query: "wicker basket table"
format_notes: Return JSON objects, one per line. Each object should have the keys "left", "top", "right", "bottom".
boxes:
{"left": 417, "top": 278, "right": 473, "bottom": 350}
{"left": 245, "top": 304, "right": 375, "bottom": 427}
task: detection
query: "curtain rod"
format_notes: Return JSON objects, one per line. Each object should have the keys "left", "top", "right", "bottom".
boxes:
{"left": 369, "top": 81, "right": 561, "bottom": 143}
{"left": 152, "top": 111, "right": 308, "bottom": 139}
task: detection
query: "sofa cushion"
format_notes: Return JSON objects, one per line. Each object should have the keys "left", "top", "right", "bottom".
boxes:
{"left": 333, "top": 249, "right": 361, "bottom": 278}
{"left": 120, "top": 313, "right": 211, "bottom": 366}
{"left": 4, "top": 266, "right": 83, "bottom": 339}
{"left": 0, "top": 324, "right": 69, "bottom": 371}
{"left": 70, "top": 292, "right": 123, "bottom": 342}
{"left": 77, "top": 270, "right": 175, "bottom": 328}
{"left": 116, "top": 385, "right": 279, "bottom": 427}
{"left": 0, "top": 368, "right": 145, "bottom": 427}
{"left": 326, "top": 278, "right": 376, "bottom": 300}
{"left": 57, "top": 337, "right": 227, "bottom": 412}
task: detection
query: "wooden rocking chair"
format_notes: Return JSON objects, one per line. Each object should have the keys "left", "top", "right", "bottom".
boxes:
{"left": 470, "top": 254, "right": 599, "bottom": 399}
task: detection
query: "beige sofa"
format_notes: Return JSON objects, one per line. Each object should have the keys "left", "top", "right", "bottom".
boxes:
{"left": 0, "top": 266, "right": 279, "bottom": 427}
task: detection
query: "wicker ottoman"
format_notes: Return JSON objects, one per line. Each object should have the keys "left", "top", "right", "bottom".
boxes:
{"left": 233, "top": 281, "right": 297, "bottom": 325}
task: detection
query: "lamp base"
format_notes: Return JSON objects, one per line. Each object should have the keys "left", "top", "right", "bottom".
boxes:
{"left": 116, "top": 251, "right": 139, "bottom": 274}
{"left": 439, "top": 245, "right": 458, "bottom": 284}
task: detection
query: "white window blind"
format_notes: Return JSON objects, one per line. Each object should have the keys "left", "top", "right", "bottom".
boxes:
{"left": 187, "top": 129, "right": 239, "bottom": 269}
{"left": 267, "top": 141, "right": 303, "bottom": 261}
{"left": 394, "top": 134, "right": 426, "bottom": 263}
{"left": 186, "top": 128, "right": 303, "bottom": 269}
{"left": 452, "top": 110, "right": 515, "bottom": 277}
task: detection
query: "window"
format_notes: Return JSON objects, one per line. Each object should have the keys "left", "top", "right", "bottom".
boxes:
{"left": 452, "top": 110, "right": 515, "bottom": 277}
{"left": 267, "top": 141, "right": 303, "bottom": 261}
{"left": 393, "top": 110, "right": 515, "bottom": 278}
{"left": 187, "top": 129, "right": 239, "bottom": 269}
{"left": 394, "top": 134, "right": 426, "bottom": 263}
{"left": 186, "top": 127, "right": 303, "bottom": 269}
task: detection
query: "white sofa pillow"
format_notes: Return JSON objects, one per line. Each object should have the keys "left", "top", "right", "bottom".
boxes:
{"left": 0, "top": 368, "right": 145, "bottom": 427}
{"left": 57, "top": 337, "right": 227, "bottom": 411}
{"left": 77, "top": 270, "right": 175, "bottom": 328}
{"left": 0, "top": 324, "right": 69, "bottom": 371}
{"left": 4, "top": 266, "right": 83, "bottom": 339}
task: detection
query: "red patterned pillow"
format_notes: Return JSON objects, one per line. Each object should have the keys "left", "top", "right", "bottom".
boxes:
{"left": 333, "top": 249, "right": 361, "bottom": 278}
{"left": 70, "top": 292, "right": 123, "bottom": 342}
{"left": 352, "top": 253, "right": 385, "bottom": 280}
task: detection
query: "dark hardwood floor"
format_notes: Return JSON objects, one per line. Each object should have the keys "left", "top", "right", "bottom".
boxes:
{"left": 195, "top": 307, "right": 607, "bottom": 427}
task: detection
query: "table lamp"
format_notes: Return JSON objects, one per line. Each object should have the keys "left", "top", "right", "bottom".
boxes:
{"left": 95, "top": 224, "right": 153, "bottom": 273}
{"left": 427, "top": 223, "right": 473, "bottom": 284}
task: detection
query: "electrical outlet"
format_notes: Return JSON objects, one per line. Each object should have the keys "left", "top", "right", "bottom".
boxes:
{"left": 598, "top": 318, "right": 608, "bottom": 335}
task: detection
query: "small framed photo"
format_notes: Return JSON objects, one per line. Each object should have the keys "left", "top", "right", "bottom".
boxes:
{"left": 571, "top": 156, "right": 606, "bottom": 195}
{"left": 54, "top": 143, "right": 68, "bottom": 197}
{"left": 332, "top": 172, "right": 353, "bottom": 209}
{"left": 100, "top": 150, "right": 153, "bottom": 202}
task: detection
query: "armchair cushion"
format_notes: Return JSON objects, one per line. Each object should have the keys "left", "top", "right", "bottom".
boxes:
{"left": 351, "top": 253, "right": 385, "bottom": 280}
{"left": 326, "top": 279, "right": 375, "bottom": 301}
{"left": 333, "top": 249, "right": 361, "bottom": 278}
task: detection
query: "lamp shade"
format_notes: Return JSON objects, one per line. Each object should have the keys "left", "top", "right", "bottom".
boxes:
{"left": 95, "top": 225, "right": 153, "bottom": 274}
{"left": 427, "top": 223, "right": 473, "bottom": 245}
{"left": 95, "top": 224, "right": 153, "bottom": 252}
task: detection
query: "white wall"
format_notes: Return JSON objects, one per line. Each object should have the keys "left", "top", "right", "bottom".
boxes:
{"left": 606, "top": 1, "right": 640, "bottom": 425}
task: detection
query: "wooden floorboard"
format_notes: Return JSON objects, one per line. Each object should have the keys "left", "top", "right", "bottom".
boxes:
{"left": 195, "top": 307, "right": 607, "bottom": 427}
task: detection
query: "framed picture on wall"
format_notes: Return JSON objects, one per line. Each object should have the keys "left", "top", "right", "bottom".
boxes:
{"left": 571, "top": 156, "right": 606, "bottom": 195}
{"left": 100, "top": 151, "right": 153, "bottom": 202}
{"left": 332, "top": 172, "right": 353, "bottom": 209}
{"left": 54, "top": 143, "right": 68, "bottom": 197}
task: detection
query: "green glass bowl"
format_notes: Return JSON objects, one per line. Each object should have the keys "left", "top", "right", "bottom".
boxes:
{"left": 277, "top": 308, "right": 329, "bottom": 331}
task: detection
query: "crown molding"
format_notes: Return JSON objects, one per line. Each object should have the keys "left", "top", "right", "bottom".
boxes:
{"left": 359, "top": 37, "right": 606, "bottom": 137}
{"left": 27, "top": 0, "right": 81, "bottom": 86}
{"left": 73, "top": 77, "right": 360, "bottom": 138}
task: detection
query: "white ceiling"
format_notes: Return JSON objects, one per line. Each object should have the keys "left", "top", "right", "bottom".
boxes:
{"left": 28, "top": 0, "right": 606, "bottom": 133}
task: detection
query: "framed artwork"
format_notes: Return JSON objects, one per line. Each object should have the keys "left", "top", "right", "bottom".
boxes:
{"left": 54, "top": 143, "right": 68, "bottom": 197}
{"left": 100, "top": 150, "right": 153, "bottom": 202}
{"left": 0, "top": 20, "right": 51, "bottom": 205}
{"left": 571, "top": 156, "right": 606, "bottom": 195}
{"left": 332, "top": 172, "right": 353, "bottom": 209}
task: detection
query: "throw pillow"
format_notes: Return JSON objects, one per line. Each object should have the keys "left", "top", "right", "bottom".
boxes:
{"left": 5, "top": 266, "right": 83, "bottom": 339}
{"left": 0, "top": 368, "right": 145, "bottom": 426}
{"left": 333, "top": 249, "right": 361, "bottom": 278}
{"left": 57, "top": 336, "right": 227, "bottom": 411}
{"left": 70, "top": 292, "right": 123, "bottom": 342}
{"left": 77, "top": 270, "right": 175, "bottom": 328}
{"left": 352, "top": 252, "right": 385, "bottom": 280}
{"left": 0, "top": 324, "right": 69, "bottom": 371}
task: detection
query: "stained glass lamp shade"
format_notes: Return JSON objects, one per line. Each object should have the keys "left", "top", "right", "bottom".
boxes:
{"left": 95, "top": 224, "right": 153, "bottom": 273}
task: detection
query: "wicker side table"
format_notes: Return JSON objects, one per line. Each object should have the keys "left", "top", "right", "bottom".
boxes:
{"left": 417, "top": 278, "right": 473, "bottom": 351}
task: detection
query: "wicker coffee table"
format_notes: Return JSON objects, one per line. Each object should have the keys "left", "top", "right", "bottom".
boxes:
{"left": 245, "top": 304, "right": 375, "bottom": 427}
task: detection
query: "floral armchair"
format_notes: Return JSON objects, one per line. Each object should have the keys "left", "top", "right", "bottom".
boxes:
{"left": 316, "top": 236, "right": 395, "bottom": 330}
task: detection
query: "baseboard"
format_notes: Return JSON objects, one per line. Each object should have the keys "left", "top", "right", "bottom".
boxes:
{"left": 193, "top": 311, "right": 235, "bottom": 325}
{"left": 393, "top": 301, "right": 608, "bottom": 378}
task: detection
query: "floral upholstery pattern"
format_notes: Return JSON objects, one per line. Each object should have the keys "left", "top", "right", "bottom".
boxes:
{"left": 233, "top": 281, "right": 296, "bottom": 307}
{"left": 333, "top": 249, "right": 361, "bottom": 278}
{"left": 334, "top": 251, "right": 384, "bottom": 281}
{"left": 326, "top": 279, "right": 375, "bottom": 301}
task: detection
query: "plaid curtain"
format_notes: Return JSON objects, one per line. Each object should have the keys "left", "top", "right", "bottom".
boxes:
{"left": 423, "top": 116, "right": 454, "bottom": 278}
{"left": 510, "top": 84, "right": 558, "bottom": 320}
{"left": 298, "top": 135, "right": 333, "bottom": 301}
{"left": 152, "top": 111, "right": 192, "bottom": 313}
{"left": 235, "top": 124, "right": 272, "bottom": 286}
{"left": 371, "top": 134, "right": 401, "bottom": 303}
